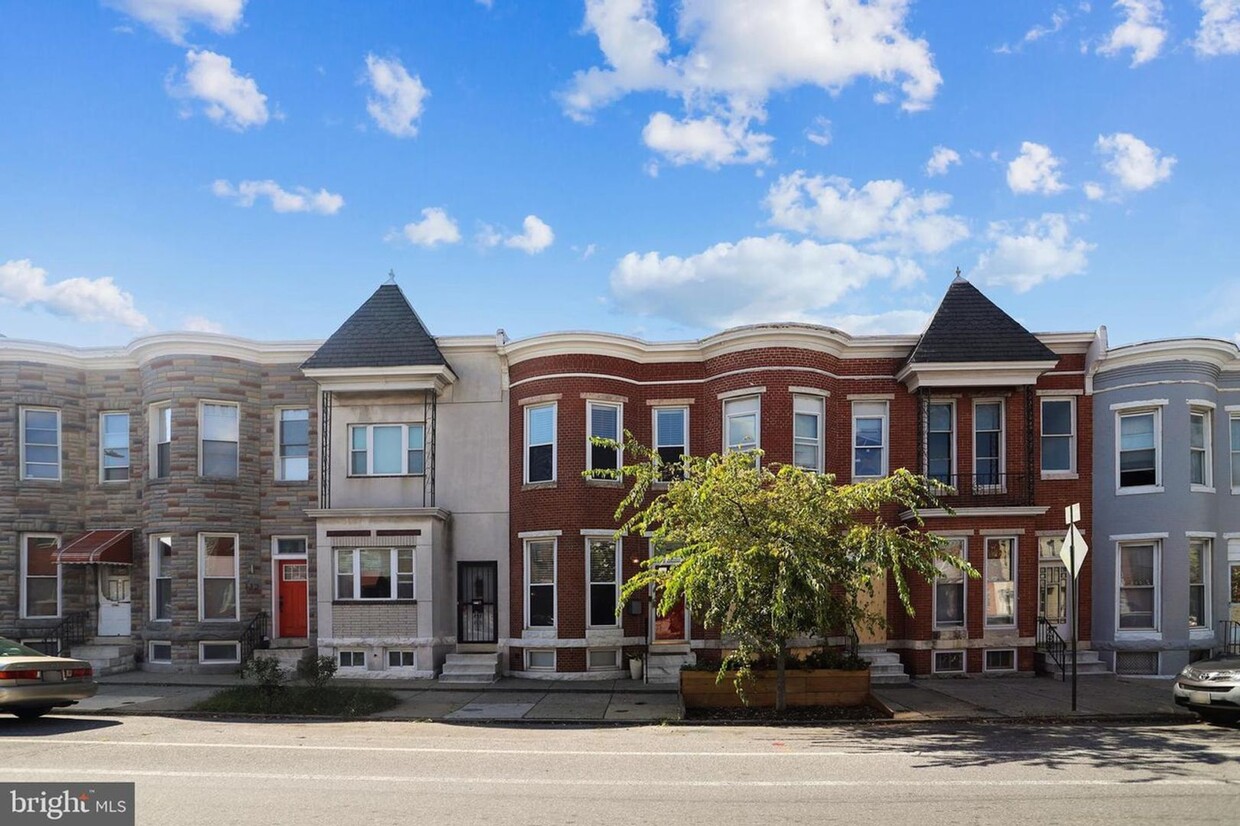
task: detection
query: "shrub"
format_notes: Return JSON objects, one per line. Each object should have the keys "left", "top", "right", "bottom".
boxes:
{"left": 297, "top": 654, "right": 338, "bottom": 690}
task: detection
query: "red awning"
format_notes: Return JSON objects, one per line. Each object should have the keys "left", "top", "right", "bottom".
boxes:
{"left": 55, "top": 530, "right": 134, "bottom": 565}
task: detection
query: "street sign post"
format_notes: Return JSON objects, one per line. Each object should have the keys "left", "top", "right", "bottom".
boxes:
{"left": 1062, "top": 504, "right": 1088, "bottom": 712}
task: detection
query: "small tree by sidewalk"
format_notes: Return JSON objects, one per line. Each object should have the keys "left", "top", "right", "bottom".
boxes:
{"left": 591, "top": 437, "right": 976, "bottom": 711}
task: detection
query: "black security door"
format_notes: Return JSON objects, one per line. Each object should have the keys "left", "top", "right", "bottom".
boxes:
{"left": 457, "top": 562, "right": 498, "bottom": 644}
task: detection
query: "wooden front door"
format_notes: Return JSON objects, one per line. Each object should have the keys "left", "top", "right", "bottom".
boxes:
{"left": 652, "top": 589, "right": 687, "bottom": 642}
{"left": 278, "top": 558, "right": 308, "bottom": 638}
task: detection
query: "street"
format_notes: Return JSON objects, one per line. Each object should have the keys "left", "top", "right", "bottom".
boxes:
{"left": 1, "top": 715, "right": 1237, "bottom": 824}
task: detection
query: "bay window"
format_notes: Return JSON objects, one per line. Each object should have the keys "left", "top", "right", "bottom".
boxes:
{"left": 334, "top": 547, "right": 415, "bottom": 600}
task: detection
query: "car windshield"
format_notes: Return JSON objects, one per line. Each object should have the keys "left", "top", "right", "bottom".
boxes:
{"left": 0, "top": 637, "right": 48, "bottom": 658}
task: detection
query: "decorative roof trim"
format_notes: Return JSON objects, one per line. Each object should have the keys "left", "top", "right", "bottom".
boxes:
{"left": 0, "top": 334, "right": 320, "bottom": 369}
{"left": 301, "top": 363, "right": 458, "bottom": 393}
{"left": 896, "top": 360, "right": 1059, "bottom": 391}
{"left": 1098, "top": 337, "right": 1240, "bottom": 373}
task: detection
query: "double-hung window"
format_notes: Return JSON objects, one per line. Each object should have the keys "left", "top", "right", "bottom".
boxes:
{"left": 278, "top": 408, "right": 310, "bottom": 481}
{"left": 723, "top": 396, "right": 760, "bottom": 463}
{"left": 334, "top": 547, "right": 415, "bottom": 600}
{"left": 852, "top": 401, "right": 887, "bottom": 479}
{"left": 21, "top": 535, "right": 60, "bottom": 619}
{"left": 152, "top": 535, "right": 173, "bottom": 621}
{"left": 525, "top": 404, "right": 556, "bottom": 483}
{"left": 653, "top": 407, "right": 688, "bottom": 480}
{"left": 1188, "top": 539, "right": 1210, "bottom": 629}
{"left": 1118, "top": 541, "right": 1158, "bottom": 630}
{"left": 152, "top": 403, "right": 172, "bottom": 478}
{"left": 1190, "top": 408, "right": 1212, "bottom": 489}
{"left": 926, "top": 402, "right": 954, "bottom": 484}
{"left": 200, "top": 402, "right": 239, "bottom": 479}
{"left": 984, "top": 537, "right": 1016, "bottom": 627}
{"left": 100, "top": 412, "right": 130, "bottom": 482}
{"left": 349, "top": 424, "right": 425, "bottom": 476}
{"left": 20, "top": 408, "right": 60, "bottom": 481}
{"left": 525, "top": 539, "right": 556, "bottom": 628}
{"left": 974, "top": 401, "right": 1003, "bottom": 488}
{"left": 1231, "top": 413, "right": 1240, "bottom": 491}
{"left": 793, "top": 395, "right": 824, "bottom": 472}
{"left": 587, "top": 538, "right": 620, "bottom": 627}
{"left": 1118, "top": 408, "right": 1160, "bottom": 490}
{"left": 934, "top": 539, "right": 967, "bottom": 629}
{"left": 199, "top": 534, "right": 239, "bottom": 621}
{"left": 1041, "top": 398, "right": 1075, "bottom": 475}
{"left": 587, "top": 402, "right": 621, "bottom": 472}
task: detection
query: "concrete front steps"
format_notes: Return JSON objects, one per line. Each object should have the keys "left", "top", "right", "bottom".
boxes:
{"left": 1037, "top": 647, "right": 1111, "bottom": 677}
{"left": 264, "top": 639, "right": 311, "bottom": 671}
{"left": 857, "top": 647, "right": 910, "bottom": 684}
{"left": 439, "top": 651, "right": 502, "bottom": 684}
{"left": 646, "top": 648, "right": 695, "bottom": 684}
{"left": 70, "top": 639, "right": 136, "bottom": 676}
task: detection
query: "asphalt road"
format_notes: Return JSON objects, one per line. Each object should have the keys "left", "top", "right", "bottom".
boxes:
{"left": 1, "top": 715, "right": 1237, "bottom": 825}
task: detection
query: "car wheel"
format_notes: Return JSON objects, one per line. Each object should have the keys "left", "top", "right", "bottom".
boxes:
{"left": 12, "top": 707, "right": 52, "bottom": 721}
{"left": 1197, "top": 709, "right": 1240, "bottom": 726}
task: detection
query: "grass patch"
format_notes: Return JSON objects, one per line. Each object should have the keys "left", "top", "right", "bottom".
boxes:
{"left": 193, "top": 685, "right": 400, "bottom": 717}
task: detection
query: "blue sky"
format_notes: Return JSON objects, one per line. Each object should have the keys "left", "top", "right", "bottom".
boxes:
{"left": 1, "top": 0, "right": 1237, "bottom": 348}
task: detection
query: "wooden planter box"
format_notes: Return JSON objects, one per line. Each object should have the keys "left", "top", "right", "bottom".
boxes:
{"left": 680, "top": 667, "right": 871, "bottom": 709}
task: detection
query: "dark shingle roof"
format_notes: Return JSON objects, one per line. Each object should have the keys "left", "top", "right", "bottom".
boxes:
{"left": 907, "top": 277, "right": 1057, "bottom": 364}
{"left": 302, "top": 283, "right": 449, "bottom": 370}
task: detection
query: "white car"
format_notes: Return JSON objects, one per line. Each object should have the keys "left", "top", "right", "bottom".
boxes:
{"left": 0, "top": 637, "right": 97, "bottom": 720}
{"left": 1172, "top": 654, "right": 1240, "bottom": 725}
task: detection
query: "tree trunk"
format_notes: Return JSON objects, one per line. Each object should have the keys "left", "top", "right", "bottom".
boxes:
{"left": 775, "top": 639, "right": 787, "bottom": 713}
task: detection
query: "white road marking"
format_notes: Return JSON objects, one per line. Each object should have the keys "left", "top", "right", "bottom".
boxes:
{"left": 0, "top": 767, "right": 1229, "bottom": 788}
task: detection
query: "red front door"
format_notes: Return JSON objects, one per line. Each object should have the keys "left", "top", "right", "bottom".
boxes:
{"left": 653, "top": 592, "right": 686, "bottom": 641}
{"left": 278, "top": 559, "right": 308, "bottom": 638}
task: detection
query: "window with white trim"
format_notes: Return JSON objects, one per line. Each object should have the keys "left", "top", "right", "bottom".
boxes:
{"left": 724, "top": 396, "right": 760, "bottom": 461}
{"left": 926, "top": 402, "right": 954, "bottom": 484}
{"left": 387, "top": 650, "right": 416, "bottom": 669}
{"left": 1190, "top": 408, "right": 1212, "bottom": 488}
{"left": 148, "top": 641, "right": 173, "bottom": 663}
{"left": 934, "top": 539, "right": 966, "bottom": 629}
{"left": 349, "top": 423, "right": 424, "bottom": 476}
{"left": 792, "top": 395, "right": 824, "bottom": 472}
{"left": 1231, "top": 413, "right": 1240, "bottom": 489}
{"left": 526, "top": 539, "right": 556, "bottom": 628}
{"left": 334, "top": 547, "right": 414, "bottom": 600}
{"left": 1188, "top": 538, "right": 1210, "bottom": 629}
{"left": 985, "top": 649, "right": 1016, "bottom": 672}
{"left": 1118, "top": 541, "right": 1158, "bottom": 630}
{"left": 278, "top": 408, "right": 310, "bottom": 481}
{"left": 526, "top": 649, "right": 555, "bottom": 670}
{"left": 984, "top": 537, "right": 1016, "bottom": 627}
{"left": 525, "top": 404, "right": 556, "bottom": 483}
{"left": 152, "top": 403, "right": 172, "bottom": 479}
{"left": 199, "top": 641, "right": 240, "bottom": 664}
{"left": 653, "top": 407, "right": 688, "bottom": 480}
{"left": 338, "top": 650, "right": 365, "bottom": 668}
{"left": 199, "top": 534, "right": 239, "bottom": 621}
{"left": 152, "top": 535, "right": 172, "bottom": 621}
{"left": 587, "top": 401, "right": 621, "bottom": 471}
{"left": 21, "top": 534, "right": 60, "bottom": 619}
{"left": 933, "top": 650, "right": 965, "bottom": 674}
{"left": 275, "top": 537, "right": 307, "bottom": 556}
{"left": 1118, "top": 409, "right": 1160, "bottom": 489}
{"left": 100, "top": 412, "right": 130, "bottom": 482}
{"left": 974, "top": 401, "right": 1003, "bottom": 487}
{"left": 20, "top": 407, "right": 60, "bottom": 480}
{"left": 1041, "top": 398, "right": 1075, "bottom": 474}
{"left": 200, "top": 402, "right": 239, "bottom": 478}
{"left": 588, "top": 538, "right": 620, "bottom": 627}
{"left": 852, "top": 401, "right": 887, "bottom": 479}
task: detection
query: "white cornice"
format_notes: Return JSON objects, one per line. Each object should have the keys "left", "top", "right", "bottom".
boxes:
{"left": 301, "top": 363, "right": 458, "bottom": 393}
{"left": 0, "top": 333, "right": 320, "bottom": 369}
{"left": 896, "top": 360, "right": 1059, "bottom": 391}
{"left": 1032, "top": 331, "right": 1097, "bottom": 355}
{"left": 1097, "top": 338, "right": 1240, "bottom": 373}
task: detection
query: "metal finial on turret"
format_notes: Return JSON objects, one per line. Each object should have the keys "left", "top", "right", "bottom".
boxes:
{"left": 385, "top": 269, "right": 397, "bottom": 285}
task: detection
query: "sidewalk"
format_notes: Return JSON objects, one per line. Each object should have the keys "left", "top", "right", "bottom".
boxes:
{"left": 63, "top": 671, "right": 1195, "bottom": 724}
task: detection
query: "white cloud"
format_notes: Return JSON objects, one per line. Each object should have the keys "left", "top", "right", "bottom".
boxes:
{"left": 925, "top": 145, "right": 961, "bottom": 177}
{"left": 580, "top": 243, "right": 598, "bottom": 260}
{"left": 1196, "top": 0, "right": 1240, "bottom": 55}
{"left": 1083, "top": 181, "right": 1107, "bottom": 200}
{"left": 183, "top": 315, "right": 224, "bottom": 333}
{"left": 805, "top": 116, "right": 832, "bottom": 147}
{"left": 1025, "top": 7, "right": 1071, "bottom": 42}
{"left": 393, "top": 207, "right": 461, "bottom": 247}
{"left": 824, "top": 308, "right": 932, "bottom": 335}
{"left": 562, "top": 0, "right": 941, "bottom": 166}
{"left": 1006, "top": 141, "right": 1068, "bottom": 195}
{"left": 364, "top": 54, "right": 429, "bottom": 138}
{"left": 212, "top": 179, "right": 344, "bottom": 214}
{"left": 973, "top": 214, "right": 1094, "bottom": 292}
{"left": 763, "top": 172, "right": 969, "bottom": 255}
{"left": 0, "top": 258, "right": 149, "bottom": 329}
{"left": 1098, "top": 0, "right": 1166, "bottom": 66}
{"left": 505, "top": 215, "right": 555, "bottom": 254}
{"left": 609, "top": 234, "right": 919, "bottom": 328}
{"left": 169, "top": 49, "right": 269, "bottom": 131}
{"left": 105, "top": 0, "right": 244, "bottom": 44}
{"left": 641, "top": 112, "right": 772, "bottom": 167}
{"left": 1095, "top": 132, "right": 1176, "bottom": 192}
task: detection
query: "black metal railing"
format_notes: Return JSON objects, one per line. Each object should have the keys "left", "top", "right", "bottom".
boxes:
{"left": 1036, "top": 617, "right": 1067, "bottom": 681}
{"left": 1219, "top": 620, "right": 1240, "bottom": 657}
{"left": 39, "top": 611, "right": 91, "bottom": 657}
{"left": 925, "top": 472, "right": 1033, "bottom": 508}
{"left": 239, "top": 611, "right": 270, "bottom": 669}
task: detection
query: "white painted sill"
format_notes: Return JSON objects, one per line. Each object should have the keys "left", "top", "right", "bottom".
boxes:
{"left": 1190, "top": 484, "right": 1217, "bottom": 494}
{"left": 1116, "top": 485, "right": 1165, "bottom": 496}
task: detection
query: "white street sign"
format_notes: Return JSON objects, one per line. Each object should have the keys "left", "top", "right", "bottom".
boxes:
{"left": 1060, "top": 524, "right": 1088, "bottom": 579}
{"left": 1064, "top": 502, "right": 1081, "bottom": 525}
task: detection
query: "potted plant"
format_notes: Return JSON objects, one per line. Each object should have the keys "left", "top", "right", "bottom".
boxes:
{"left": 628, "top": 653, "right": 644, "bottom": 681}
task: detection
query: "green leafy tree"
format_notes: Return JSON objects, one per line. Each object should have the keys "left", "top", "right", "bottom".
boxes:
{"left": 589, "top": 437, "right": 975, "bottom": 711}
